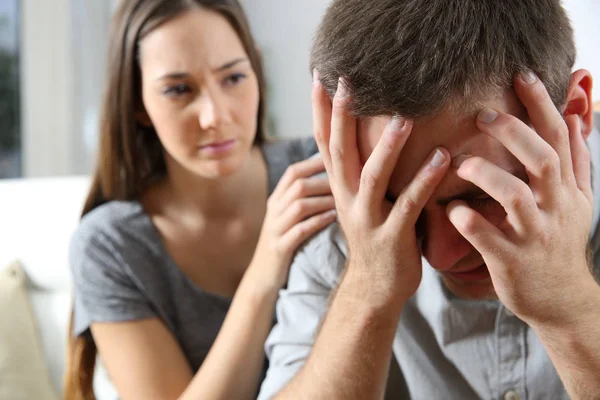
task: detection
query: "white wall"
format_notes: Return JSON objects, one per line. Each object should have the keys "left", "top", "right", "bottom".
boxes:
{"left": 563, "top": 0, "right": 600, "bottom": 102}
{"left": 17, "top": 1, "right": 600, "bottom": 176}
{"left": 20, "top": 0, "right": 111, "bottom": 177}
{"left": 21, "top": 0, "right": 74, "bottom": 177}
{"left": 245, "top": 0, "right": 332, "bottom": 139}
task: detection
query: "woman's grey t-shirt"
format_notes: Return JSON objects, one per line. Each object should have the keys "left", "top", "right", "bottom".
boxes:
{"left": 70, "top": 138, "right": 318, "bottom": 373}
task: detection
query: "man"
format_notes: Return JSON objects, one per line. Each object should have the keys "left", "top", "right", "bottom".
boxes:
{"left": 259, "top": 1, "right": 600, "bottom": 399}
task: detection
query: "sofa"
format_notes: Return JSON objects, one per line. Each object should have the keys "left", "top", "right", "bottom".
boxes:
{"left": 0, "top": 176, "right": 116, "bottom": 400}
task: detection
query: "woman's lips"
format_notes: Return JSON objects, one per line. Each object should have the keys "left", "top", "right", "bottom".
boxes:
{"left": 198, "top": 139, "right": 237, "bottom": 155}
{"left": 445, "top": 264, "right": 491, "bottom": 282}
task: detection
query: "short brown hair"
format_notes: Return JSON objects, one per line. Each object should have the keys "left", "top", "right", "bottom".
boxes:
{"left": 311, "top": 0, "right": 576, "bottom": 118}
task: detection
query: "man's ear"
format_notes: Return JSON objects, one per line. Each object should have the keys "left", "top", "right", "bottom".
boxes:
{"left": 563, "top": 69, "right": 594, "bottom": 140}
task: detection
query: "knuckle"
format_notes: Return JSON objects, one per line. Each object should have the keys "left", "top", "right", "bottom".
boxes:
{"left": 288, "top": 226, "right": 306, "bottom": 245}
{"left": 329, "top": 143, "right": 344, "bottom": 162}
{"left": 548, "top": 124, "right": 569, "bottom": 145}
{"left": 398, "top": 195, "right": 420, "bottom": 215}
{"left": 332, "top": 94, "right": 350, "bottom": 112}
{"left": 503, "top": 117, "right": 523, "bottom": 139}
{"left": 360, "top": 169, "right": 380, "bottom": 190}
{"left": 529, "top": 83, "right": 548, "bottom": 104}
{"left": 537, "top": 151, "right": 560, "bottom": 176}
{"left": 580, "top": 147, "right": 592, "bottom": 164}
{"left": 292, "top": 200, "right": 308, "bottom": 216}
{"left": 459, "top": 214, "right": 479, "bottom": 235}
{"left": 292, "top": 179, "right": 309, "bottom": 197}
{"left": 413, "top": 170, "right": 435, "bottom": 189}
{"left": 285, "top": 164, "right": 300, "bottom": 180}
{"left": 296, "top": 224, "right": 309, "bottom": 238}
{"left": 502, "top": 182, "right": 530, "bottom": 209}
{"left": 461, "top": 156, "right": 486, "bottom": 177}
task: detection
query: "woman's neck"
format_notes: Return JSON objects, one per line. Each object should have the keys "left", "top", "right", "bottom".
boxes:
{"left": 150, "top": 146, "right": 268, "bottom": 223}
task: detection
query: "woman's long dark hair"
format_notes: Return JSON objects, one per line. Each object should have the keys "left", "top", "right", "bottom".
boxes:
{"left": 63, "top": 1, "right": 267, "bottom": 398}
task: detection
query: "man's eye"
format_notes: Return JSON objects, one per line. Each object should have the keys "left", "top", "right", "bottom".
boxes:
{"left": 467, "top": 197, "right": 499, "bottom": 209}
{"left": 223, "top": 73, "right": 247, "bottom": 87}
{"left": 163, "top": 84, "right": 191, "bottom": 97}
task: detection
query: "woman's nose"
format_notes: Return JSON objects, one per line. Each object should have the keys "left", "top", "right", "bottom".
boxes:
{"left": 198, "top": 89, "right": 232, "bottom": 130}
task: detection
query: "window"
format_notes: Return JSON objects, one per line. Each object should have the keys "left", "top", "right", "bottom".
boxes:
{"left": 0, "top": 0, "right": 20, "bottom": 178}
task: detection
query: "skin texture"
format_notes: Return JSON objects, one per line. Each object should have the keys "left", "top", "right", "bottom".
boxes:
{"left": 89, "top": 8, "right": 335, "bottom": 400}
{"left": 276, "top": 69, "right": 600, "bottom": 399}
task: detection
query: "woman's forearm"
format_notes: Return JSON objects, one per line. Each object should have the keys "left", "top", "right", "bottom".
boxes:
{"left": 179, "top": 265, "right": 278, "bottom": 400}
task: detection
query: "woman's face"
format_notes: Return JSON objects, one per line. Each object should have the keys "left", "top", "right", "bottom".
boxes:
{"left": 138, "top": 8, "right": 260, "bottom": 179}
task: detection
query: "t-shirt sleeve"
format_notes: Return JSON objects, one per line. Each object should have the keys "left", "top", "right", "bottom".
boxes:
{"left": 258, "top": 224, "right": 345, "bottom": 399}
{"left": 263, "top": 137, "right": 320, "bottom": 194}
{"left": 70, "top": 227, "right": 156, "bottom": 336}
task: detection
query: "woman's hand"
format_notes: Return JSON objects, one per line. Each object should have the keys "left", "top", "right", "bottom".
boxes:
{"left": 251, "top": 156, "right": 336, "bottom": 290}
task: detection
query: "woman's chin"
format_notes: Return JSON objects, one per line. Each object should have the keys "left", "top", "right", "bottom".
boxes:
{"left": 192, "top": 156, "right": 246, "bottom": 180}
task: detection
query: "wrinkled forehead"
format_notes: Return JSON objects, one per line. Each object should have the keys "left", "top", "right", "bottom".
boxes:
{"left": 361, "top": 88, "right": 526, "bottom": 150}
{"left": 357, "top": 89, "right": 528, "bottom": 190}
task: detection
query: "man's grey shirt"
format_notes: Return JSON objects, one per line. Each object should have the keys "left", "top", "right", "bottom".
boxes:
{"left": 259, "top": 128, "right": 600, "bottom": 400}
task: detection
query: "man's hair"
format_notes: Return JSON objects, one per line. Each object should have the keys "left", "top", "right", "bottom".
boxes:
{"left": 311, "top": 0, "right": 576, "bottom": 118}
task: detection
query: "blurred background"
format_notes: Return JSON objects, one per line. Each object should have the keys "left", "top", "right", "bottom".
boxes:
{"left": 0, "top": 0, "right": 598, "bottom": 180}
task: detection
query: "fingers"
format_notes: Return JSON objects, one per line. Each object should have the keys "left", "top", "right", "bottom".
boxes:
{"left": 271, "top": 157, "right": 326, "bottom": 200}
{"left": 358, "top": 117, "right": 413, "bottom": 215}
{"left": 476, "top": 109, "right": 562, "bottom": 206}
{"left": 276, "top": 195, "right": 336, "bottom": 235}
{"left": 279, "top": 177, "right": 331, "bottom": 210}
{"left": 312, "top": 70, "right": 333, "bottom": 171}
{"left": 390, "top": 148, "right": 450, "bottom": 226}
{"left": 328, "top": 78, "right": 361, "bottom": 197}
{"left": 446, "top": 200, "right": 509, "bottom": 264}
{"left": 279, "top": 209, "right": 338, "bottom": 255}
{"left": 513, "top": 72, "right": 573, "bottom": 183}
{"left": 566, "top": 115, "right": 593, "bottom": 203}
{"left": 454, "top": 156, "right": 538, "bottom": 235}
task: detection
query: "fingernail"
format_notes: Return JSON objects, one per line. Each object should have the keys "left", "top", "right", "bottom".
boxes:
{"left": 313, "top": 69, "right": 320, "bottom": 86}
{"left": 452, "top": 154, "right": 472, "bottom": 168}
{"left": 477, "top": 108, "right": 499, "bottom": 124}
{"left": 337, "top": 77, "right": 348, "bottom": 98}
{"left": 521, "top": 70, "right": 537, "bottom": 84}
{"left": 326, "top": 209, "right": 337, "bottom": 218}
{"left": 430, "top": 149, "right": 446, "bottom": 167}
{"left": 389, "top": 115, "right": 406, "bottom": 130}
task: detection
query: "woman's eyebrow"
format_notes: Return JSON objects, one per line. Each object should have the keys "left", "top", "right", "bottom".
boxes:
{"left": 155, "top": 58, "right": 249, "bottom": 81}
{"left": 213, "top": 57, "right": 249, "bottom": 72}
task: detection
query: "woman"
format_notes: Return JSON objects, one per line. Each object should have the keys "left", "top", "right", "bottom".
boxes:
{"left": 63, "top": 1, "right": 335, "bottom": 399}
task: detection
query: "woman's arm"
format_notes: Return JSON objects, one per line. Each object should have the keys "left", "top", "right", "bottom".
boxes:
{"left": 92, "top": 156, "right": 336, "bottom": 400}
{"left": 91, "top": 271, "right": 277, "bottom": 400}
{"left": 91, "top": 319, "right": 194, "bottom": 400}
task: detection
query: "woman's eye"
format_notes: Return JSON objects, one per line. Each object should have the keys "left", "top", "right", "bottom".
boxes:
{"left": 223, "top": 73, "right": 247, "bottom": 87}
{"left": 163, "top": 84, "right": 191, "bottom": 97}
{"left": 467, "top": 197, "right": 499, "bottom": 209}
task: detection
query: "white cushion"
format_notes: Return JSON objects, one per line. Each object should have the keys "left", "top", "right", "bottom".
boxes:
{"left": 0, "top": 260, "right": 59, "bottom": 400}
{"left": 0, "top": 177, "right": 90, "bottom": 395}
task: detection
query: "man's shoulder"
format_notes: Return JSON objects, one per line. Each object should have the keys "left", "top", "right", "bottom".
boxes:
{"left": 292, "top": 221, "right": 348, "bottom": 289}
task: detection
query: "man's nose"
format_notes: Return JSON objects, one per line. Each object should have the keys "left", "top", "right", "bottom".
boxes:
{"left": 421, "top": 212, "right": 474, "bottom": 271}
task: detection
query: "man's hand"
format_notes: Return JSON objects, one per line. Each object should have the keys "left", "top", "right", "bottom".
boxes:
{"left": 313, "top": 73, "right": 450, "bottom": 306}
{"left": 276, "top": 72, "right": 450, "bottom": 400}
{"left": 446, "top": 71, "right": 598, "bottom": 329}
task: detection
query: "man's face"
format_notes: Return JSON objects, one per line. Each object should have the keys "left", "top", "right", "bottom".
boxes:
{"left": 357, "top": 90, "right": 529, "bottom": 300}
